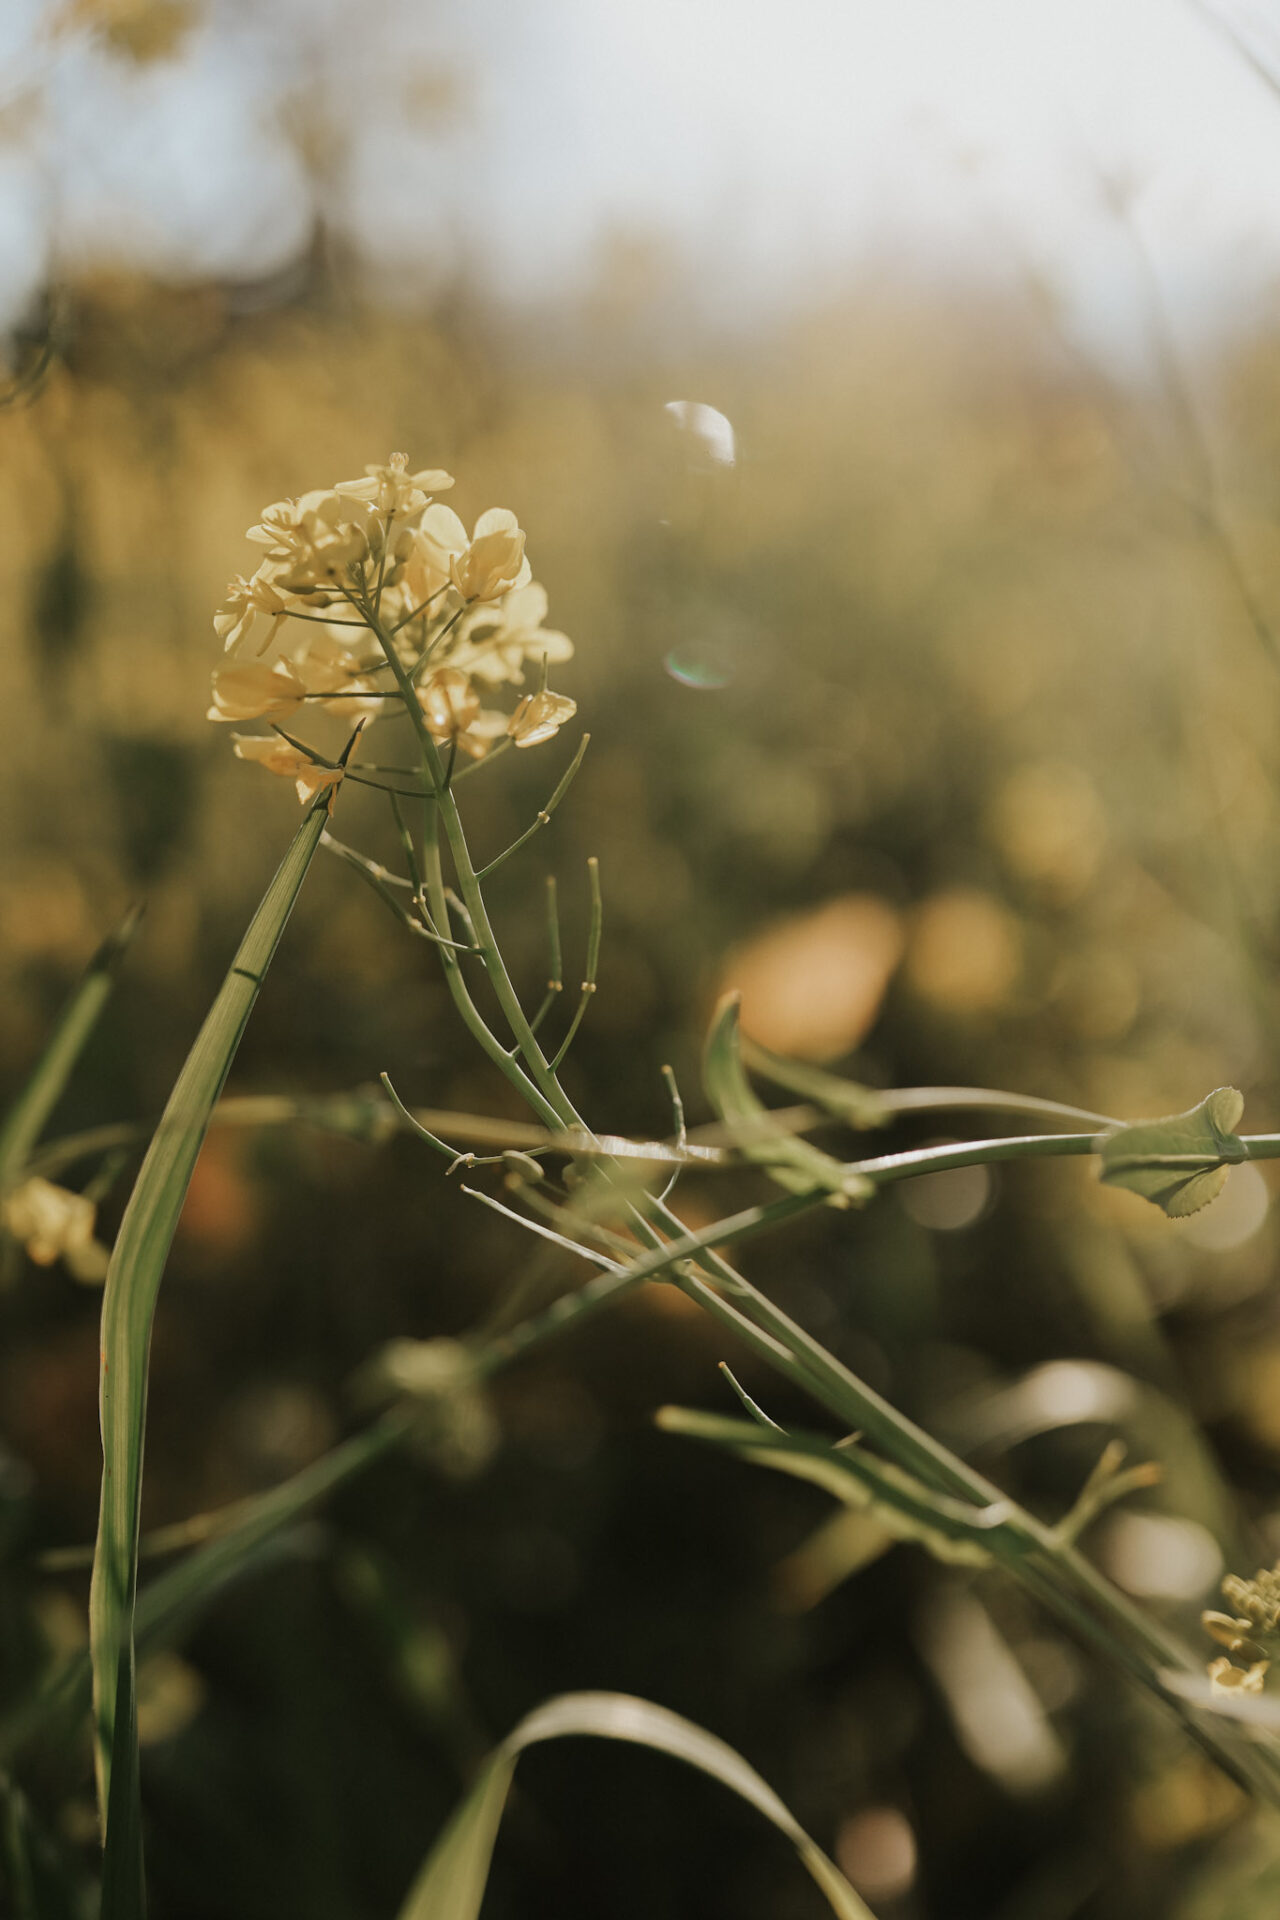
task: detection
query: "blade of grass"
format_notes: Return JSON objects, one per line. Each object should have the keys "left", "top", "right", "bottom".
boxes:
{"left": 0, "top": 1776, "right": 41, "bottom": 1920}
{"left": 397, "top": 1690, "right": 876, "bottom": 1920}
{"left": 4, "top": 1409, "right": 410, "bottom": 1769}
{"left": 0, "top": 905, "right": 143, "bottom": 1190}
{"left": 89, "top": 801, "right": 329, "bottom": 1909}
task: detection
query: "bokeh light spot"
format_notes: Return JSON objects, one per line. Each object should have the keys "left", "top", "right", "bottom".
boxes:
{"left": 1179, "top": 1162, "right": 1270, "bottom": 1253}
{"left": 835, "top": 1805, "right": 917, "bottom": 1903}
{"left": 722, "top": 893, "right": 904, "bottom": 1060}
{"left": 899, "top": 1160, "right": 992, "bottom": 1231}
{"left": 663, "top": 398, "right": 736, "bottom": 468}
{"left": 663, "top": 641, "right": 736, "bottom": 689}
{"left": 1099, "top": 1513, "right": 1222, "bottom": 1601}
{"left": 906, "top": 889, "right": 1021, "bottom": 1014}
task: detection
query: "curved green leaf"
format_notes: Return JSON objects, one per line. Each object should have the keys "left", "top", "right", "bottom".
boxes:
{"left": 739, "top": 1039, "right": 891, "bottom": 1130}
{"left": 90, "top": 801, "right": 329, "bottom": 1913}
{"left": 1099, "top": 1087, "right": 1247, "bottom": 1217}
{"left": 703, "top": 996, "right": 872, "bottom": 1206}
{"left": 398, "top": 1689, "right": 876, "bottom": 1920}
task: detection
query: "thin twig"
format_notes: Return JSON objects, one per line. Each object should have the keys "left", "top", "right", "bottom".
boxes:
{"left": 476, "top": 734, "right": 590, "bottom": 880}
{"left": 550, "top": 858, "right": 602, "bottom": 1070}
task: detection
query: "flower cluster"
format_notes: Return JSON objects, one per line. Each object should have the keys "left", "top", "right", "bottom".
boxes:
{"left": 212, "top": 454, "right": 576, "bottom": 801}
{"left": 1202, "top": 1564, "right": 1280, "bottom": 1693}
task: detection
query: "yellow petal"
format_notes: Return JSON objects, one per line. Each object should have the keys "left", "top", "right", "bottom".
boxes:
{"left": 473, "top": 507, "right": 520, "bottom": 538}
{"left": 419, "top": 503, "right": 469, "bottom": 551}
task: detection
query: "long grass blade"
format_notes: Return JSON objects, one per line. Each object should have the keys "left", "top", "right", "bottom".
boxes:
{"left": 3, "top": 1411, "right": 408, "bottom": 1769}
{"left": 0, "top": 904, "right": 143, "bottom": 1189}
{"left": 88, "top": 803, "right": 329, "bottom": 1910}
{"left": 397, "top": 1689, "right": 876, "bottom": 1920}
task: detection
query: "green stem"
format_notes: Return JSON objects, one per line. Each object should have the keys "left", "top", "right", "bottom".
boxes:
{"left": 475, "top": 734, "right": 589, "bottom": 881}
{"left": 345, "top": 595, "right": 1280, "bottom": 1798}
{"left": 851, "top": 1133, "right": 1097, "bottom": 1181}
{"left": 364, "top": 602, "right": 580, "bottom": 1127}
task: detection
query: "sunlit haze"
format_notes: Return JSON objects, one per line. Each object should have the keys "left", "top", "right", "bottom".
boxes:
{"left": 5, "top": 0, "right": 1280, "bottom": 358}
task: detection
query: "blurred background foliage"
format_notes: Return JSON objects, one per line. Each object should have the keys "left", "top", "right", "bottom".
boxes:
{"left": 9, "top": 3, "right": 1280, "bottom": 1917}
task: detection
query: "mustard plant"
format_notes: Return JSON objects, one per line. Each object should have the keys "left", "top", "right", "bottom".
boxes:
{"left": 11, "top": 449, "right": 1280, "bottom": 1917}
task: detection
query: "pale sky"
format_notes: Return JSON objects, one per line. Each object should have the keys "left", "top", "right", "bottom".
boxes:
{"left": 4, "top": 0, "right": 1280, "bottom": 361}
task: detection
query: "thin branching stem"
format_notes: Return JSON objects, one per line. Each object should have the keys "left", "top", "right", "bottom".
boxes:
{"left": 390, "top": 584, "right": 451, "bottom": 635}
{"left": 476, "top": 734, "right": 590, "bottom": 880}
{"left": 289, "top": 585, "right": 1280, "bottom": 1799}
{"left": 459, "top": 1183, "right": 625, "bottom": 1272}
{"left": 320, "top": 834, "right": 476, "bottom": 952}
{"left": 550, "top": 857, "right": 602, "bottom": 1070}
{"left": 525, "top": 875, "right": 564, "bottom": 1039}
{"left": 657, "top": 1063, "right": 687, "bottom": 1204}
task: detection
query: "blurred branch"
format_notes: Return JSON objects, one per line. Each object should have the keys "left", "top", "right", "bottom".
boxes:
{"left": 1186, "top": 0, "right": 1280, "bottom": 104}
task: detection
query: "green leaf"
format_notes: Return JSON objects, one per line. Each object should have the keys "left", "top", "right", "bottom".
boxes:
{"left": 0, "top": 905, "right": 143, "bottom": 1191}
{"left": 703, "top": 996, "right": 873, "bottom": 1207}
{"left": 89, "top": 802, "right": 328, "bottom": 1913}
{"left": 739, "top": 1038, "right": 892, "bottom": 1130}
{"left": 398, "top": 1690, "right": 876, "bottom": 1920}
{"left": 1098, "top": 1087, "right": 1247, "bottom": 1217}
{"left": 656, "top": 1407, "right": 1002, "bottom": 1570}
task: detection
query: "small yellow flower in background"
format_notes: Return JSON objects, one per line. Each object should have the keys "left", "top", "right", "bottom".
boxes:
{"left": 507, "top": 688, "right": 577, "bottom": 748}
{"left": 232, "top": 734, "right": 348, "bottom": 806}
{"left": 453, "top": 582, "right": 574, "bottom": 685}
{"left": 207, "top": 659, "right": 306, "bottom": 723}
{"left": 1202, "top": 1571, "right": 1280, "bottom": 1693}
{"left": 2, "top": 1178, "right": 110, "bottom": 1283}
{"left": 1208, "top": 1655, "right": 1270, "bottom": 1693}
{"left": 334, "top": 452, "right": 455, "bottom": 517}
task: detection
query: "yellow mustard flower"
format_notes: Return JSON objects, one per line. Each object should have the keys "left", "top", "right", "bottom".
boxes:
{"left": 207, "top": 658, "right": 306, "bottom": 723}
{"left": 214, "top": 569, "right": 294, "bottom": 656}
{"left": 2, "top": 1177, "right": 110, "bottom": 1282}
{"left": 290, "top": 632, "right": 387, "bottom": 720}
{"left": 246, "top": 490, "right": 372, "bottom": 593}
{"left": 418, "top": 665, "right": 479, "bottom": 739}
{"left": 451, "top": 509, "right": 531, "bottom": 602}
{"left": 334, "top": 452, "right": 455, "bottom": 517}
{"left": 232, "top": 734, "right": 347, "bottom": 806}
{"left": 452, "top": 582, "right": 574, "bottom": 686}
{"left": 418, "top": 669, "right": 507, "bottom": 760}
{"left": 407, "top": 505, "right": 531, "bottom": 607}
{"left": 507, "top": 688, "right": 578, "bottom": 748}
